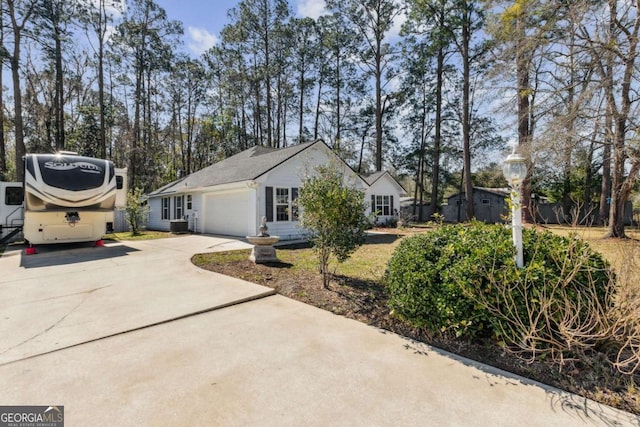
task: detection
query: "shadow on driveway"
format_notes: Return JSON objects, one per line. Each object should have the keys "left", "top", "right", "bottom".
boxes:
{"left": 18, "top": 242, "right": 139, "bottom": 269}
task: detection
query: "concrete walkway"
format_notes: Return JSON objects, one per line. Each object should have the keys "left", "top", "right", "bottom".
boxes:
{"left": 1, "top": 235, "right": 638, "bottom": 426}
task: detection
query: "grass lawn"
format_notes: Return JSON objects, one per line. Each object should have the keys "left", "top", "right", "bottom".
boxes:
{"left": 104, "top": 230, "right": 178, "bottom": 241}
{"left": 544, "top": 225, "right": 640, "bottom": 273}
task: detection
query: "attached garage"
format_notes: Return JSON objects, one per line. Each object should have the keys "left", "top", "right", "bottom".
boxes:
{"left": 203, "top": 191, "right": 250, "bottom": 236}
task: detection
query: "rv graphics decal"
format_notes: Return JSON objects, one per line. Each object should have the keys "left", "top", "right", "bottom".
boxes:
{"left": 44, "top": 161, "right": 102, "bottom": 174}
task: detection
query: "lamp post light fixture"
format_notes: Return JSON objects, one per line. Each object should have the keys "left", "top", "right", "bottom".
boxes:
{"left": 503, "top": 149, "right": 528, "bottom": 268}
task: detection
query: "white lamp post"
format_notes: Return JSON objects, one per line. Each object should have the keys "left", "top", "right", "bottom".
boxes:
{"left": 503, "top": 149, "right": 528, "bottom": 268}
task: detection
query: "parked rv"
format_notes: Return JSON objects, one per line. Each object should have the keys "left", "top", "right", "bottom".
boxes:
{"left": 0, "top": 181, "right": 24, "bottom": 244}
{"left": 0, "top": 152, "right": 126, "bottom": 247}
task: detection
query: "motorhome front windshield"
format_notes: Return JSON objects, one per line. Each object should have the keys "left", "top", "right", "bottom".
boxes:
{"left": 27, "top": 154, "right": 113, "bottom": 191}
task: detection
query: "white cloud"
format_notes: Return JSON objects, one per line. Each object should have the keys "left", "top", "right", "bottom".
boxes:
{"left": 385, "top": 8, "right": 407, "bottom": 42}
{"left": 296, "top": 0, "right": 327, "bottom": 19}
{"left": 187, "top": 26, "right": 219, "bottom": 55}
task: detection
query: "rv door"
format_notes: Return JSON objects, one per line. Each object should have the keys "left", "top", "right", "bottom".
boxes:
{"left": 115, "top": 168, "right": 128, "bottom": 209}
{"left": 0, "top": 182, "right": 24, "bottom": 227}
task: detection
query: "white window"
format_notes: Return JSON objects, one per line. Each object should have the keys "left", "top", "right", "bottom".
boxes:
{"left": 187, "top": 194, "right": 192, "bottom": 210}
{"left": 276, "top": 188, "right": 289, "bottom": 221}
{"left": 174, "top": 195, "right": 184, "bottom": 219}
{"left": 266, "top": 187, "right": 299, "bottom": 222}
{"left": 161, "top": 197, "right": 170, "bottom": 220}
{"left": 373, "top": 195, "right": 392, "bottom": 216}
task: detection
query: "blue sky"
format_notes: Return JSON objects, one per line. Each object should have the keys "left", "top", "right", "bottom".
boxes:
{"left": 154, "top": 0, "right": 328, "bottom": 56}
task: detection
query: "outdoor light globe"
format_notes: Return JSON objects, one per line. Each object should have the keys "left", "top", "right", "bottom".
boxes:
{"left": 503, "top": 152, "right": 527, "bottom": 187}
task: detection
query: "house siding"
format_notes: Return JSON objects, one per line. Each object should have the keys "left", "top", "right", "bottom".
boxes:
{"left": 148, "top": 190, "right": 203, "bottom": 232}
{"left": 366, "top": 175, "right": 403, "bottom": 224}
{"left": 146, "top": 141, "right": 403, "bottom": 239}
{"left": 257, "top": 144, "right": 366, "bottom": 240}
{"left": 443, "top": 190, "right": 508, "bottom": 223}
{"left": 257, "top": 149, "right": 322, "bottom": 240}
{"left": 147, "top": 196, "right": 169, "bottom": 231}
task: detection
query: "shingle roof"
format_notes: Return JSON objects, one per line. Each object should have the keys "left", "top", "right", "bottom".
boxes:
{"left": 361, "top": 170, "right": 408, "bottom": 195}
{"left": 361, "top": 171, "right": 386, "bottom": 186}
{"left": 446, "top": 187, "right": 511, "bottom": 199}
{"left": 149, "top": 140, "right": 321, "bottom": 196}
{"left": 475, "top": 187, "right": 511, "bottom": 197}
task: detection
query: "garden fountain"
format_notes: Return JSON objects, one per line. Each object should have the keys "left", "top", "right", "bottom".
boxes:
{"left": 246, "top": 217, "right": 280, "bottom": 263}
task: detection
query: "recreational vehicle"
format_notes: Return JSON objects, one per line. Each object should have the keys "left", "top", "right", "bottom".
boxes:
{"left": 0, "top": 181, "right": 24, "bottom": 243}
{"left": 0, "top": 152, "right": 127, "bottom": 247}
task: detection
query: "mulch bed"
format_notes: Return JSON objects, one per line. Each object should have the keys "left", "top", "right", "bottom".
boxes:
{"left": 196, "top": 244, "right": 640, "bottom": 415}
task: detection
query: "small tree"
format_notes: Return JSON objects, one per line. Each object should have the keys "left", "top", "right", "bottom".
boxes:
{"left": 297, "top": 162, "right": 370, "bottom": 288}
{"left": 124, "top": 187, "right": 149, "bottom": 236}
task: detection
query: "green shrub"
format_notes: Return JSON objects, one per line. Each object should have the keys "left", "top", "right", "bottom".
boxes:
{"left": 385, "top": 222, "right": 616, "bottom": 362}
{"left": 386, "top": 223, "right": 511, "bottom": 338}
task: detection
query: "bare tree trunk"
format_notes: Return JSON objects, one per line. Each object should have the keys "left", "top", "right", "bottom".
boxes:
{"left": 418, "top": 83, "right": 428, "bottom": 222}
{"left": 298, "top": 64, "right": 305, "bottom": 143}
{"left": 7, "top": 0, "right": 35, "bottom": 183}
{"left": 314, "top": 72, "right": 322, "bottom": 140}
{"left": 428, "top": 43, "right": 444, "bottom": 220}
{"left": 54, "top": 31, "right": 64, "bottom": 151}
{"left": 598, "top": 113, "right": 612, "bottom": 225}
{"left": 335, "top": 53, "right": 341, "bottom": 147}
{"left": 0, "top": 3, "right": 5, "bottom": 179}
{"left": 516, "top": 17, "right": 534, "bottom": 224}
{"left": 604, "top": 0, "right": 640, "bottom": 238}
{"left": 461, "top": 8, "right": 474, "bottom": 221}
{"left": 98, "top": 0, "right": 107, "bottom": 159}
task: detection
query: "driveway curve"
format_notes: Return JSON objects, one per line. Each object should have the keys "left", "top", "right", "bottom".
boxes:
{"left": 0, "top": 235, "right": 271, "bottom": 365}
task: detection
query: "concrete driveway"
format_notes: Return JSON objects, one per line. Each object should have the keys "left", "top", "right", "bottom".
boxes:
{"left": 1, "top": 235, "right": 639, "bottom": 426}
{"left": 0, "top": 235, "right": 268, "bottom": 364}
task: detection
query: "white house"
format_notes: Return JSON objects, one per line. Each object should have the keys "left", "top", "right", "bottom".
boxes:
{"left": 362, "top": 171, "right": 407, "bottom": 225}
{"left": 147, "top": 140, "right": 406, "bottom": 240}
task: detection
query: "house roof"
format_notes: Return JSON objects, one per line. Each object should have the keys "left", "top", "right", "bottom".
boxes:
{"left": 361, "top": 171, "right": 387, "bottom": 186}
{"left": 149, "top": 140, "right": 322, "bottom": 196}
{"left": 446, "top": 187, "right": 511, "bottom": 200}
{"left": 475, "top": 187, "right": 511, "bottom": 197}
{"left": 361, "top": 170, "right": 407, "bottom": 195}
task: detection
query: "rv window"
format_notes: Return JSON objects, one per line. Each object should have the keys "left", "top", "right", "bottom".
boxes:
{"left": 5, "top": 187, "right": 23, "bottom": 205}
{"left": 116, "top": 175, "right": 124, "bottom": 190}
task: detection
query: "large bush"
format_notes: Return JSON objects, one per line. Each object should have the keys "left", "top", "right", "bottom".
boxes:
{"left": 386, "top": 222, "right": 616, "bottom": 362}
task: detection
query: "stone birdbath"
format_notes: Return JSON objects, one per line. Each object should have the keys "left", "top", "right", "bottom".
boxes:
{"left": 246, "top": 217, "right": 280, "bottom": 263}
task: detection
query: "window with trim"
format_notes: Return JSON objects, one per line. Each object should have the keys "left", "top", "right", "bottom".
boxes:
{"left": 276, "top": 188, "right": 289, "bottom": 221}
{"left": 371, "top": 195, "right": 393, "bottom": 216}
{"left": 187, "top": 194, "right": 192, "bottom": 210}
{"left": 266, "top": 186, "right": 299, "bottom": 222}
{"left": 5, "top": 186, "right": 23, "bottom": 205}
{"left": 174, "top": 195, "right": 184, "bottom": 219}
{"left": 161, "top": 197, "right": 170, "bottom": 220}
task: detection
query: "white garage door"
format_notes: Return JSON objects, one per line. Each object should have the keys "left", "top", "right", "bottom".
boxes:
{"left": 203, "top": 191, "right": 249, "bottom": 236}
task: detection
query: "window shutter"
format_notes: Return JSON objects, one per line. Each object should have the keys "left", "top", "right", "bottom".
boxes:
{"left": 291, "top": 188, "right": 299, "bottom": 220}
{"left": 266, "top": 186, "right": 273, "bottom": 222}
{"left": 391, "top": 195, "right": 394, "bottom": 214}
{"left": 371, "top": 195, "right": 375, "bottom": 212}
